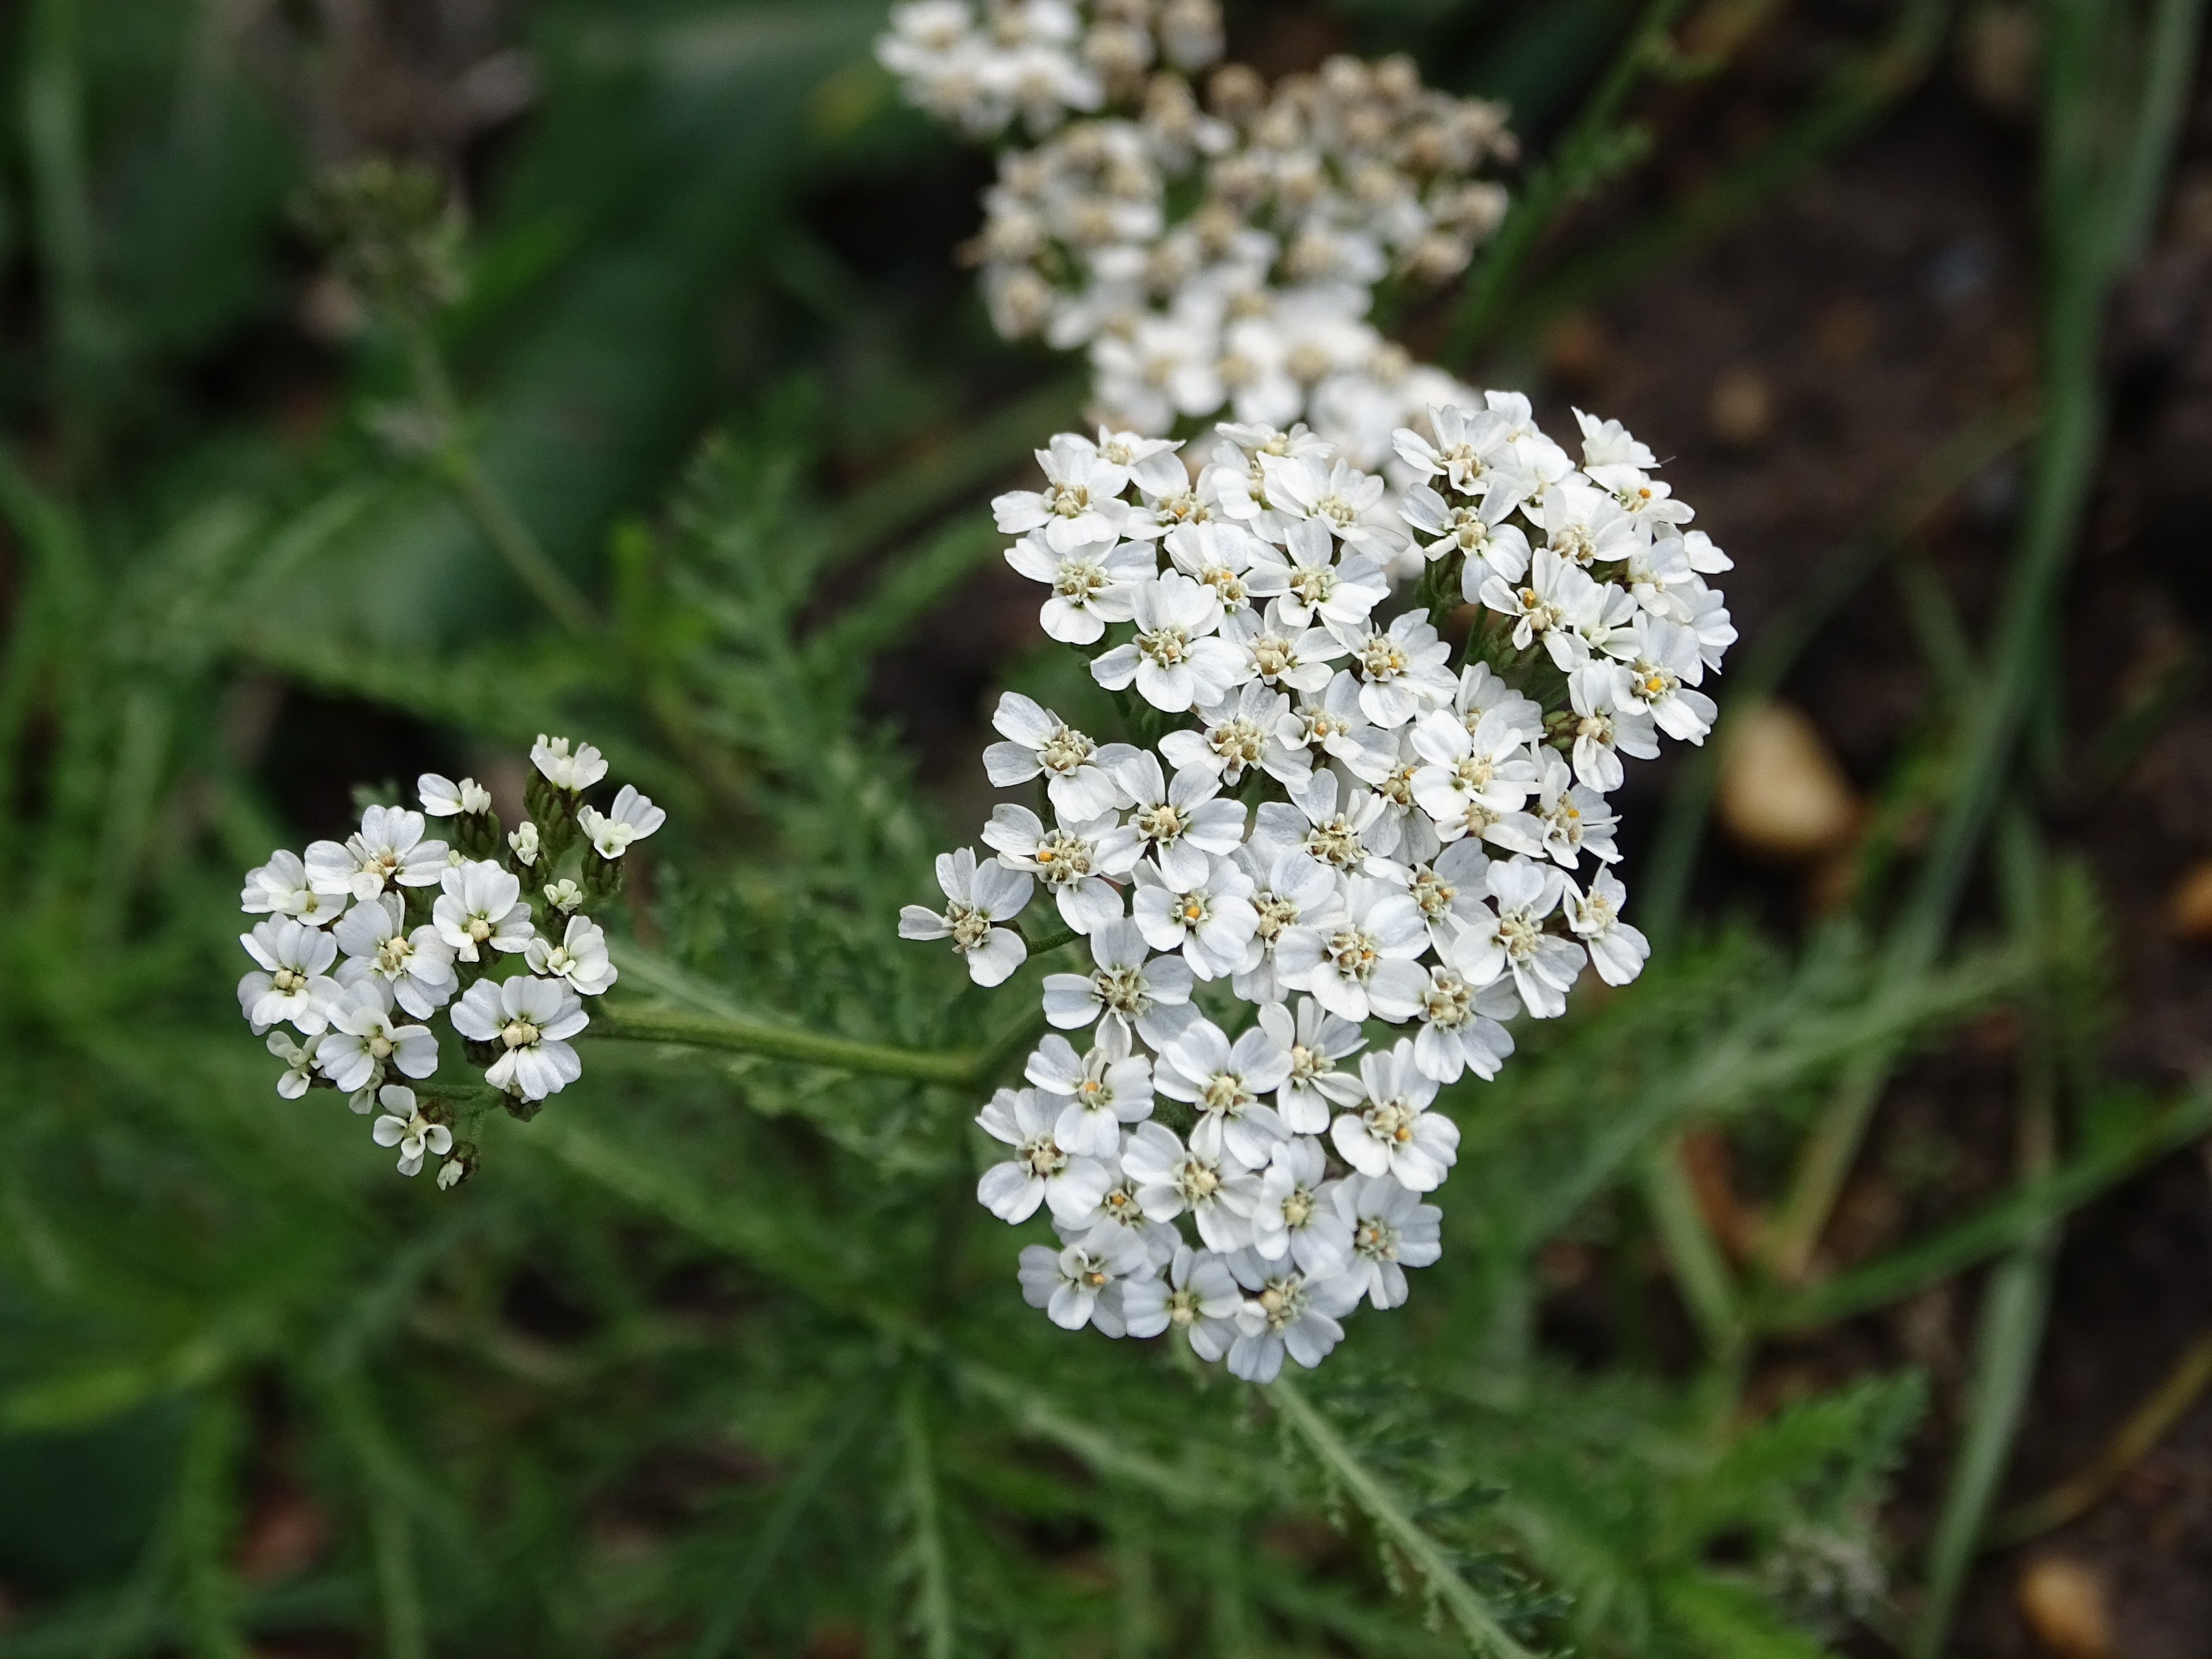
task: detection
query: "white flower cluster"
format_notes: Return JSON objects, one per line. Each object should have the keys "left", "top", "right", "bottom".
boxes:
{"left": 882, "top": 4, "right": 1513, "bottom": 474}
{"left": 235, "top": 736, "right": 664, "bottom": 1187}
{"left": 903, "top": 406, "right": 1735, "bottom": 1380}
{"left": 878, "top": 0, "right": 1225, "bottom": 138}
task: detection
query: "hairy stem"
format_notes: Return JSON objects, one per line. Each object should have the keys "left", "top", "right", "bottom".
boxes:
{"left": 1270, "top": 1378, "right": 1533, "bottom": 1659}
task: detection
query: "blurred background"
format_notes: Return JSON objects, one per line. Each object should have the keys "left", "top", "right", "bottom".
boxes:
{"left": 1, "top": 0, "right": 2210, "bottom": 1655}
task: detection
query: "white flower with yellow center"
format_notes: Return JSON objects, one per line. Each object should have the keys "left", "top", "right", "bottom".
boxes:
{"left": 1004, "top": 530, "right": 1153, "bottom": 644}
{"left": 1330, "top": 1039, "right": 1458, "bottom": 1192}
{"left": 370, "top": 1085, "right": 454, "bottom": 1178}
{"left": 1333, "top": 1173, "right": 1442, "bottom": 1310}
{"left": 1040, "top": 916, "right": 1195, "bottom": 1049}
{"left": 335, "top": 893, "right": 458, "bottom": 1019}
{"left": 1120, "top": 1121, "right": 1257, "bottom": 1252}
{"left": 1274, "top": 873, "right": 1428, "bottom": 1024}
{"left": 982, "top": 691, "right": 1138, "bottom": 818}
{"left": 237, "top": 918, "right": 341, "bottom": 1035}
{"left": 977, "top": 1086, "right": 1112, "bottom": 1225}
{"left": 1025, "top": 1026, "right": 1154, "bottom": 1157}
{"left": 1121, "top": 1243, "right": 1240, "bottom": 1356}
{"left": 1160, "top": 681, "right": 1311, "bottom": 789}
{"left": 1565, "top": 867, "right": 1650, "bottom": 987}
{"left": 1156, "top": 1017, "right": 1293, "bottom": 1169}
{"left": 1248, "top": 1135, "right": 1351, "bottom": 1275}
{"left": 1129, "top": 854, "right": 1258, "bottom": 980}
{"left": 1018, "top": 1228, "right": 1151, "bottom": 1335}
{"left": 1095, "top": 750, "right": 1247, "bottom": 888}
{"left": 306, "top": 805, "right": 448, "bottom": 902}
{"left": 1225, "top": 1254, "right": 1360, "bottom": 1382}
{"left": 451, "top": 974, "right": 588, "bottom": 1100}
{"left": 434, "top": 859, "right": 535, "bottom": 965}
{"left": 578, "top": 785, "right": 666, "bottom": 859}
{"left": 1090, "top": 570, "right": 1246, "bottom": 712}
{"left": 899, "top": 847, "right": 1033, "bottom": 987}
{"left": 525, "top": 913, "right": 618, "bottom": 996}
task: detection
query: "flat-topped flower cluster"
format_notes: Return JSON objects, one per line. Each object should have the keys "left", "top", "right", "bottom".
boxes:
{"left": 903, "top": 404, "right": 1734, "bottom": 1379}
{"left": 880, "top": 1, "right": 1513, "bottom": 472}
{"left": 235, "top": 736, "right": 662, "bottom": 1187}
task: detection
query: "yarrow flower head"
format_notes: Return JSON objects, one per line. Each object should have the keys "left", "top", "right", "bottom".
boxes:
{"left": 882, "top": 0, "right": 1731, "bottom": 1387}
{"left": 232, "top": 736, "right": 662, "bottom": 1187}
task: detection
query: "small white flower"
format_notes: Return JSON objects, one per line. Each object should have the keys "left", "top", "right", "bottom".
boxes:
{"left": 1604, "top": 613, "right": 1718, "bottom": 743}
{"left": 1398, "top": 480, "right": 1530, "bottom": 580}
{"left": 1089, "top": 570, "right": 1246, "bottom": 713}
{"left": 1221, "top": 600, "right": 1343, "bottom": 694}
{"left": 1040, "top": 916, "right": 1194, "bottom": 1049}
{"left": 994, "top": 432, "right": 1139, "bottom": 552}
{"left": 1566, "top": 664, "right": 1659, "bottom": 792}
{"left": 509, "top": 820, "right": 541, "bottom": 868}
{"left": 1533, "top": 747, "right": 1620, "bottom": 867}
{"left": 1534, "top": 477, "right": 1640, "bottom": 570}
{"left": 266, "top": 1028, "right": 328, "bottom": 1098}
{"left": 1121, "top": 1243, "right": 1240, "bottom": 1356}
{"left": 1254, "top": 766, "right": 1396, "bottom": 874}
{"left": 1333, "top": 1173, "right": 1442, "bottom": 1310}
{"left": 1407, "top": 707, "right": 1543, "bottom": 853}
{"left": 1120, "top": 1121, "right": 1257, "bottom": 1252}
{"left": 1095, "top": 751, "right": 1246, "bottom": 889}
{"left": 1276, "top": 671, "right": 1396, "bottom": 780}
{"left": 306, "top": 805, "right": 448, "bottom": 902}
{"left": 1025, "top": 1027, "right": 1154, "bottom": 1158}
{"left": 334, "top": 893, "right": 459, "bottom": 1019}
{"left": 543, "top": 879, "right": 585, "bottom": 915}
{"left": 982, "top": 805, "right": 1129, "bottom": 935}
{"left": 1224, "top": 1254, "right": 1360, "bottom": 1382}
{"left": 578, "top": 785, "right": 666, "bottom": 859}
{"left": 899, "top": 847, "right": 1033, "bottom": 987}
{"left": 1256, "top": 995, "right": 1368, "bottom": 1133}
{"left": 1477, "top": 547, "right": 1599, "bottom": 671}
{"left": 1573, "top": 407, "right": 1657, "bottom": 471}
{"left": 1565, "top": 867, "right": 1650, "bottom": 987}
{"left": 371, "top": 1085, "right": 454, "bottom": 1177}
{"left": 450, "top": 975, "right": 588, "bottom": 1100}
{"left": 531, "top": 734, "right": 608, "bottom": 792}
{"left": 1004, "top": 531, "right": 1153, "bottom": 644}
{"left": 1018, "top": 1228, "right": 1151, "bottom": 1334}
{"left": 1480, "top": 856, "right": 1587, "bottom": 1019}
{"left": 982, "top": 692, "right": 1137, "bottom": 818}
{"left": 1258, "top": 452, "right": 1394, "bottom": 551}
{"left": 418, "top": 774, "right": 492, "bottom": 816}
{"left": 1158, "top": 681, "right": 1311, "bottom": 790}
{"left": 1164, "top": 519, "right": 1269, "bottom": 615}
{"left": 1396, "top": 838, "right": 1497, "bottom": 954}
{"left": 1410, "top": 963, "right": 1517, "bottom": 1084}
{"left": 1248, "top": 1136, "right": 1352, "bottom": 1275}
{"left": 1330, "top": 1039, "right": 1459, "bottom": 1192}
{"left": 240, "top": 849, "right": 346, "bottom": 927}
{"left": 434, "top": 859, "right": 535, "bottom": 964}
{"left": 317, "top": 981, "right": 439, "bottom": 1096}
{"left": 1230, "top": 843, "right": 1342, "bottom": 1006}
{"left": 436, "top": 1158, "right": 468, "bottom": 1190}
{"left": 1156, "top": 1018, "right": 1293, "bottom": 1170}
{"left": 237, "top": 917, "right": 340, "bottom": 1034}
{"left": 1394, "top": 402, "right": 1516, "bottom": 495}
{"left": 1129, "top": 855, "right": 1257, "bottom": 980}
{"left": 1275, "top": 874, "right": 1428, "bottom": 1024}
{"left": 1328, "top": 609, "right": 1457, "bottom": 730}
{"left": 1245, "top": 518, "right": 1390, "bottom": 632}
{"left": 977, "top": 1086, "right": 1112, "bottom": 1225}
{"left": 526, "top": 913, "right": 619, "bottom": 995}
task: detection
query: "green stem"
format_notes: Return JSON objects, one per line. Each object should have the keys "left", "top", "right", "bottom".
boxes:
{"left": 1446, "top": 0, "right": 1695, "bottom": 361}
{"left": 1269, "top": 1378, "right": 1534, "bottom": 1659}
{"left": 392, "top": 311, "right": 602, "bottom": 637}
{"left": 588, "top": 1006, "right": 989, "bottom": 1088}
{"left": 899, "top": 1382, "right": 957, "bottom": 1659}
{"left": 1751, "top": 1077, "right": 2212, "bottom": 1332}
{"left": 1760, "top": 0, "right": 2194, "bottom": 1277}
{"left": 1910, "top": 813, "right": 2060, "bottom": 1658}
{"left": 1638, "top": 1136, "right": 1744, "bottom": 1367}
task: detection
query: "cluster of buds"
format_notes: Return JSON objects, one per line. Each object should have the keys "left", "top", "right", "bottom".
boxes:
{"left": 235, "top": 737, "right": 663, "bottom": 1186}
{"left": 877, "top": 0, "right": 1225, "bottom": 138}
{"left": 883, "top": 2, "right": 1513, "bottom": 472}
